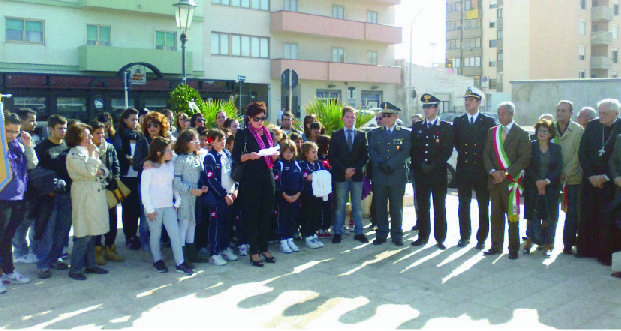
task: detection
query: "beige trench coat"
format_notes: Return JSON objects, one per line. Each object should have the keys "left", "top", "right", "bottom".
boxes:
{"left": 66, "top": 146, "right": 109, "bottom": 238}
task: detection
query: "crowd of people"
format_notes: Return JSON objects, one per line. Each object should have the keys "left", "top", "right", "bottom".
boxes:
{"left": 1, "top": 87, "right": 620, "bottom": 294}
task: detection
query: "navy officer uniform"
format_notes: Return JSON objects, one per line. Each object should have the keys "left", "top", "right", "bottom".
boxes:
{"left": 410, "top": 93, "right": 454, "bottom": 249}
{"left": 368, "top": 103, "right": 411, "bottom": 246}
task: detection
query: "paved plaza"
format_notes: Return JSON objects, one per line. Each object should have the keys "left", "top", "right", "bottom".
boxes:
{"left": 1, "top": 189, "right": 621, "bottom": 329}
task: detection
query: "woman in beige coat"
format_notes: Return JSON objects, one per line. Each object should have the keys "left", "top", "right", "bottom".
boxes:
{"left": 66, "top": 122, "right": 110, "bottom": 280}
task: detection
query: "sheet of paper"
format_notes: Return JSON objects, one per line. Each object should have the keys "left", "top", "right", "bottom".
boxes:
{"left": 257, "top": 145, "right": 280, "bottom": 156}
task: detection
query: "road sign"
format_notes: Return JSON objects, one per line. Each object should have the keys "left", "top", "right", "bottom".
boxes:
{"left": 129, "top": 66, "right": 147, "bottom": 85}
{"left": 238, "top": 75, "right": 246, "bottom": 83}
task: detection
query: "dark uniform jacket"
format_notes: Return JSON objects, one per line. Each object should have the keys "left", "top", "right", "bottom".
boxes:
{"left": 410, "top": 119, "right": 454, "bottom": 185}
{"left": 453, "top": 112, "right": 496, "bottom": 185}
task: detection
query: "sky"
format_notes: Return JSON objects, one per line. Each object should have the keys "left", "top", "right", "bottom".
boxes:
{"left": 394, "top": 0, "right": 446, "bottom": 67}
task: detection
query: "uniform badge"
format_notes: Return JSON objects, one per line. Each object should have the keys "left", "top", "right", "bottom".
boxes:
{"left": 207, "top": 171, "right": 214, "bottom": 178}
{"left": 274, "top": 174, "right": 280, "bottom": 181}
{"left": 210, "top": 211, "right": 217, "bottom": 218}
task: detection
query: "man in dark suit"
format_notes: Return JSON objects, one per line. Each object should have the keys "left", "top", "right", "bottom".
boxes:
{"left": 368, "top": 105, "right": 411, "bottom": 246}
{"left": 453, "top": 87, "right": 496, "bottom": 249}
{"left": 483, "top": 102, "right": 531, "bottom": 260}
{"left": 329, "top": 106, "right": 369, "bottom": 244}
{"left": 410, "top": 93, "right": 454, "bottom": 249}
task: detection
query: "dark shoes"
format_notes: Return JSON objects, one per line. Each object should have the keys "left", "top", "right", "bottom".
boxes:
{"left": 85, "top": 266, "right": 108, "bottom": 274}
{"left": 475, "top": 242, "right": 485, "bottom": 250}
{"left": 153, "top": 260, "right": 168, "bottom": 273}
{"left": 332, "top": 234, "right": 342, "bottom": 243}
{"left": 411, "top": 225, "right": 419, "bottom": 231}
{"left": 126, "top": 236, "right": 141, "bottom": 251}
{"left": 50, "top": 261, "right": 69, "bottom": 271}
{"left": 411, "top": 239, "right": 428, "bottom": 247}
{"left": 372, "top": 238, "right": 386, "bottom": 245}
{"left": 392, "top": 239, "right": 404, "bottom": 246}
{"left": 69, "top": 272, "right": 87, "bottom": 281}
{"left": 562, "top": 247, "right": 573, "bottom": 255}
{"left": 437, "top": 243, "right": 446, "bottom": 250}
{"left": 261, "top": 253, "right": 276, "bottom": 264}
{"left": 38, "top": 269, "right": 52, "bottom": 279}
{"left": 176, "top": 261, "right": 193, "bottom": 275}
{"left": 611, "top": 272, "right": 621, "bottom": 279}
{"left": 457, "top": 239, "right": 470, "bottom": 247}
{"left": 354, "top": 234, "right": 369, "bottom": 243}
{"left": 484, "top": 249, "right": 501, "bottom": 256}
{"left": 508, "top": 252, "right": 519, "bottom": 260}
{"left": 249, "top": 255, "right": 264, "bottom": 267}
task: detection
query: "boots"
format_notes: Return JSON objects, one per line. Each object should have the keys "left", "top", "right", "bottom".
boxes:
{"left": 95, "top": 246, "right": 106, "bottom": 265}
{"left": 104, "top": 245, "right": 125, "bottom": 262}
{"left": 184, "top": 243, "right": 209, "bottom": 265}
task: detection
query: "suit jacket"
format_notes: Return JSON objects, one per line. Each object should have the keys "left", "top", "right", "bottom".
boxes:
{"left": 328, "top": 128, "right": 368, "bottom": 182}
{"left": 453, "top": 112, "right": 496, "bottom": 185}
{"left": 523, "top": 141, "right": 562, "bottom": 220}
{"left": 410, "top": 120, "right": 454, "bottom": 185}
{"left": 483, "top": 123, "right": 531, "bottom": 190}
{"left": 580, "top": 119, "right": 621, "bottom": 179}
{"left": 368, "top": 126, "right": 411, "bottom": 185}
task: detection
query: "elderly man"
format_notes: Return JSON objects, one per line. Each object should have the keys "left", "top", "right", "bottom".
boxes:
{"left": 578, "top": 99, "right": 621, "bottom": 265}
{"left": 483, "top": 102, "right": 531, "bottom": 259}
{"left": 577, "top": 107, "right": 597, "bottom": 128}
{"left": 554, "top": 100, "right": 584, "bottom": 255}
{"left": 452, "top": 87, "right": 496, "bottom": 249}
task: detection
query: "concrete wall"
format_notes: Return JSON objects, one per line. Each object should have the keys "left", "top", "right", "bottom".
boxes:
{"left": 511, "top": 78, "right": 621, "bottom": 125}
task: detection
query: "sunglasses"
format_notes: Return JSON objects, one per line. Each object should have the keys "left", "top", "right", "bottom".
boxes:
{"left": 382, "top": 113, "right": 393, "bottom": 118}
{"left": 147, "top": 123, "right": 160, "bottom": 128}
{"left": 253, "top": 116, "right": 266, "bottom": 122}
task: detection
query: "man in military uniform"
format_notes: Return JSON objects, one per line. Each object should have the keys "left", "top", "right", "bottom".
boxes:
{"left": 410, "top": 94, "right": 453, "bottom": 249}
{"left": 368, "top": 104, "right": 411, "bottom": 246}
{"left": 453, "top": 87, "right": 496, "bottom": 249}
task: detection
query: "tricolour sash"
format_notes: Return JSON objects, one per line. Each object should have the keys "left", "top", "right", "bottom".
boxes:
{"left": 492, "top": 126, "right": 523, "bottom": 222}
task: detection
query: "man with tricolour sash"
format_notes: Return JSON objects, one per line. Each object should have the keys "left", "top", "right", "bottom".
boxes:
{"left": 483, "top": 102, "right": 531, "bottom": 260}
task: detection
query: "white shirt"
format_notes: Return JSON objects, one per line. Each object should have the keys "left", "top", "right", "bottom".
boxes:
{"left": 502, "top": 121, "right": 515, "bottom": 133}
{"left": 468, "top": 111, "right": 480, "bottom": 124}
{"left": 140, "top": 160, "right": 180, "bottom": 214}
{"left": 126, "top": 142, "right": 138, "bottom": 178}
{"left": 219, "top": 151, "right": 235, "bottom": 194}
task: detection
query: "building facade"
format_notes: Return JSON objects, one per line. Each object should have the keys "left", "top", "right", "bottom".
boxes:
{"left": 1, "top": 0, "right": 402, "bottom": 123}
{"left": 446, "top": 0, "right": 621, "bottom": 95}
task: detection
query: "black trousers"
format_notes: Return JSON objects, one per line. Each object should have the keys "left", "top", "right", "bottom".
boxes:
{"left": 239, "top": 177, "right": 275, "bottom": 255}
{"left": 577, "top": 180, "right": 614, "bottom": 259}
{"left": 0, "top": 200, "right": 25, "bottom": 274}
{"left": 299, "top": 193, "right": 320, "bottom": 238}
{"left": 457, "top": 177, "right": 490, "bottom": 243}
{"left": 415, "top": 180, "right": 447, "bottom": 244}
{"left": 120, "top": 176, "right": 140, "bottom": 241}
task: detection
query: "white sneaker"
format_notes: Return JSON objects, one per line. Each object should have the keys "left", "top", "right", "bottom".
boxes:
{"left": 238, "top": 244, "right": 249, "bottom": 256}
{"left": 305, "top": 236, "right": 320, "bottom": 249}
{"left": 4, "top": 271, "right": 31, "bottom": 284}
{"left": 287, "top": 238, "right": 300, "bottom": 252}
{"left": 222, "top": 247, "right": 238, "bottom": 261}
{"left": 313, "top": 234, "right": 325, "bottom": 247}
{"left": 280, "top": 240, "right": 292, "bottom": 254}
{"left": 209, "top": 254, "right": 227, "bottom": 266}
{"left": 0, "top": 281, "right": 6, "bottom": 294}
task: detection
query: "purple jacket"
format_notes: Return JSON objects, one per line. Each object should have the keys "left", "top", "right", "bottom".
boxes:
{"left": 0, "top": 139, "right": 29, "bottom": 201}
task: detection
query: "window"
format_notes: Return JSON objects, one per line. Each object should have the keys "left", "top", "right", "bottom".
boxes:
{"left": 490, "top": 79, "right": 498, "bottom": 89}
{"left": 285, "top": 0, "right": 297, "bottom": 11}
{"left": 489, "top": 2, "right": 497, "bottom": 9}
{"left": 497, "top": 50, "right": 503, "bottom": 61}
{"left": 464, "top": 19, "right": 480, "bottom": 30}
{"left": 155, "top": 31, "right": 176, "bottom": 51}
{"left": 464, "top": 0, "right": 473, "bottom": 10}
{"left": 367, "top": 50, "right": 378, "bottom": 65}
{"left": 612, "top": 72, "right": 618, "bottom": 78}
{"left": 6, "top": 17, "right": 44, "bottom": 43}
{"left": 367, "top": 10, "right": 378, "bottom": 24}
{"left": 454, "top": 58, "right": 461, "bottom": 68}
{"left": 463, "top": 38, "right": 481, "bottom": 48}
{"left": 579, "top": 71, "right": 586, "bottom": 78}
{"left": 489, "top": 21, "right": 496, "bottom": 28}
{"left": 211, "top": 32, "right": 269, "bottom": 58}
{"left": 86, "top": 24, "right": 110, "bottom": 46}
{"left": 497, "top": 8, "right": 503, "bottom": 18}
{"left": 613, "top": 24, "right": 619, "bottom": 39}
{"left": 316, "top": 90, "right": 341, "bottom": 103}
{"left": 447, "top": 1, "right": 462, "bottom": 13}
{"left": 332, "top": 5, "right": 344, "bottom": 19}
{"left": 613, "top": 48, "right": 618, "bottom": 63}
{"left": 580, "top": 0, "right": 586, "bottom": 9}
{"left": 489, "top": 60, "right": 496, "bottom": 67}
{"left": 285, "top": 43, "right": 297, "bottom": 59}
{"left": 361, "top": 91, "right": 382, "bottom": 108}
{"left": 447, "top": 21, "right": 459, "bottom": 31}
{"left": 489, "top": 39, "right": 497, "bottom": 48}
{"left": 579, "top": 19, "right": 586, "bottom": 35}
{"left": 578, "top": 44, "right": 585, "bottom": 60}
{"left": 57, "top": 97, "right": 87, "bottom": 121}
{"left": 213, "top": 0, "right": 268, "bottom": 10}
{"left": 332, "top": 47, "right": 344, "bottom": 62}
{"left": 615, "top": 0, "right": 619, "bottom": 15}
{"left": 447, "top": 39, "right": 461, "bottom": 49}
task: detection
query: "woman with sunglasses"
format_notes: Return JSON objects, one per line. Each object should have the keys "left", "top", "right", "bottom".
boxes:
{"left": 132, "top": 111, "right": 171, "bottom": 250}
{"left": 232, "top": 102, "right": 279, "bottom": 267}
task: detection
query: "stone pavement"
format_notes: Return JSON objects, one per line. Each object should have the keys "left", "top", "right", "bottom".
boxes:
{"left": 1, "top": 189, "right": 621, "bottom": 329}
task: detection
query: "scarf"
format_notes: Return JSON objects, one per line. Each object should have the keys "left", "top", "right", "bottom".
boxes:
{"left": 248, "top": 125, "right": 274, "bottom": 169}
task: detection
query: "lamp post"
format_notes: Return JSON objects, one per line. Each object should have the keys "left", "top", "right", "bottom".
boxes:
{"left": 173, "top": 0, "right": 197, "bottom": 84}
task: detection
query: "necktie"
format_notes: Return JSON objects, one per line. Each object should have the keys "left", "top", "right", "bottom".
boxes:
{"left": 501, "top": 125, "right": 508, "bottom": 142}
{"left": 470, "top": 116, "right": 474, "bottom": 125}
{"left": 347, "top": 129, "right": 353, "bottom": 150}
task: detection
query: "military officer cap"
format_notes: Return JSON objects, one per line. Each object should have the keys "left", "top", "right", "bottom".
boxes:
{"left": 464, "top": 87, "right": 483, "bottom": 100}
{"left": 379, "top": 101, "right": 401, "bottom": 114}
{"left": 420, "top": 93, "right": 440, "bottom": 107}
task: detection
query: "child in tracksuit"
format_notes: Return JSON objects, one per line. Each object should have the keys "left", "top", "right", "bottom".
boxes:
{"left": 299, "top": 141, "right": 325, "bottom": 249}
{"left": 273, "top": 139, "right": 304, "bottom": 254}
{"left": 198, "top": 129, "right": 238, "bottom": 266}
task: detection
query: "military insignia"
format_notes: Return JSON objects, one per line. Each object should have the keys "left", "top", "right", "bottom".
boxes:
{"left": 274, "top": 174, "right": 280, "bottom": 181}
{"left": 423, "top": 94, "right": 432, "bottom": 102}
{"left": 210, "top": 211, "right": 217, "bottom": 218}
{"left": 207, "top": 171, "right": 214, "bottom": 178}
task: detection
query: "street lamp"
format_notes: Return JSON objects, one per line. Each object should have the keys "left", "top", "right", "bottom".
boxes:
{"left": 173, "top": 0, "right": 197, "bottom": 84}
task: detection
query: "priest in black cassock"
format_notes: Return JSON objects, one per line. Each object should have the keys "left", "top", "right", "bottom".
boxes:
{"left": 577, "top": 98, "right": 621, "bottom": 265}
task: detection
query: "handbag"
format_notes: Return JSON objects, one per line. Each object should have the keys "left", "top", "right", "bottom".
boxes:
{"left": 106, "top": 178, "right": 132, "bottom": 209}
{"left": 231, "top": 131, "right": 247, "bottom": 182}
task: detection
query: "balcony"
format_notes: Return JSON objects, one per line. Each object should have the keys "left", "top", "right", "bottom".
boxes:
{"left": 270, "top": 11, "right": 402, "bottom": 44}
{"left": 591, "top": 56, "right": 613, "bottom": 70}
{"left": 271, "top": 59, "right": 401, "bottom": 84}
{"left": 82, "top": 0, "right": 203, "bottom": 18}
{"left": 591, "top": 31, "right": 613, "bottom": 45}
{"left": 78, "top": 45, "right": 193, "bottom": 74}
{"left": 592, "top": 6, "right": 614, "bottom": 22}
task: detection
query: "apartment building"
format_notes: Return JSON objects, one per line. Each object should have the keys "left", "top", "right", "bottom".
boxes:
{"left": 1, "top": 0, "right": 402, "bottom": 122}
{"left": 0, "top": 0, "right": 206, "bottom": 121}
{"left": 446, "top": 0, "right": 621, "bottom": 95}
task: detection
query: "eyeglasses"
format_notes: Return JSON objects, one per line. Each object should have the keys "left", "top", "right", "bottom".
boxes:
{"left": 190, "top": 140, "right": 201, "bottom": 144}
{"left": 196, "top": 119, "right": 206, "bottom": 123}
{"left": 253, "top": 116, "right": 266, "bottom": 122}
{"left": 382, "top": 114, "right": 393, "bottom": 118}
{"left": 147, "top": 123, "right": 160, "bottom": 128}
